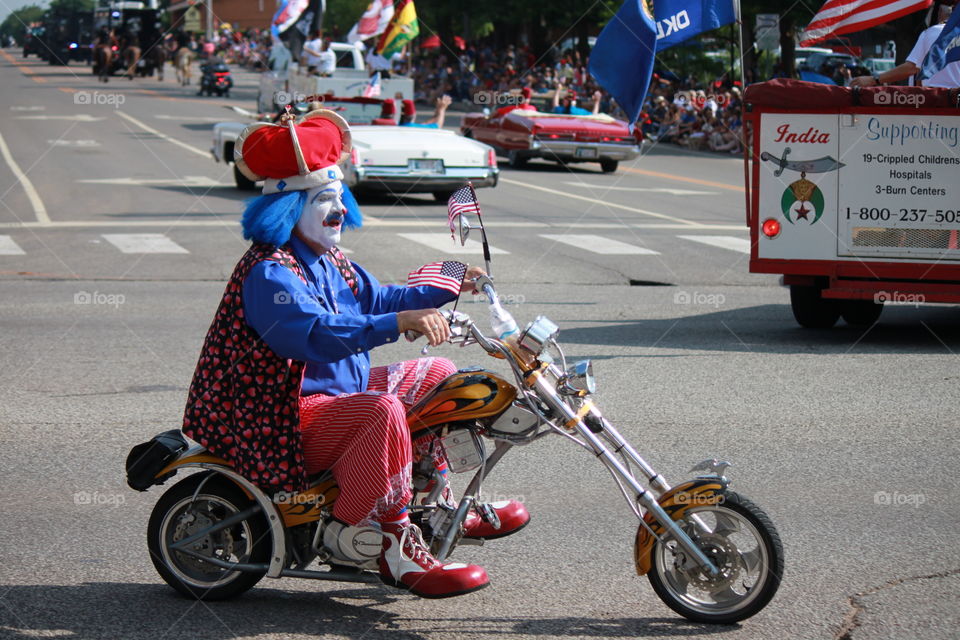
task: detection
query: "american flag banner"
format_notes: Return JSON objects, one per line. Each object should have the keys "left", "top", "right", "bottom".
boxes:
{"left": 447, "top": 185, "right": 480, "bottom": 236}
{"left": 800, "top": 0, "right": 932, "bottom": 47}
{"left": 407, "top": 261, "right": 467, "bottom": 295}
{"left": 362, "top": 71, "right": 382, "bottom": 98}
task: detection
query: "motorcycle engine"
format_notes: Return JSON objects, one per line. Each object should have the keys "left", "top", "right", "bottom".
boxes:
{"left": 321, "top": 520, "right": 382, "bottom": 565}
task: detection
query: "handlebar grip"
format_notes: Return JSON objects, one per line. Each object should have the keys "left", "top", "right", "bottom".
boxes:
{"left": 404, "top": 330, "right": 423, "bottom": 342}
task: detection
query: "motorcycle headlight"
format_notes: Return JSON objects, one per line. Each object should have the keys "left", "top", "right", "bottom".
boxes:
{"left": 518, "top": 315, "right": 559, "bottom": 355}
{"left": 559, "top": 359, "right": 595, "bottom": 395}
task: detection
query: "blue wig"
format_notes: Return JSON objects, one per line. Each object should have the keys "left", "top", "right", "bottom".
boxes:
{"left": 241, "top": 183, "right": 363, "bottom": 246}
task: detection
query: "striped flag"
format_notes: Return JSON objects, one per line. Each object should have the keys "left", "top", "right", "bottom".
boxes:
{"left": 376, "top": 0, "right": 419, "bottom": 58}
{"left": 363, "top": 71, "right": 382, "bottom": 97}
{"left": 447, "top": 185, "right": 480, "bottom": 236}
{"left": 407, "top": 261, "right": 467, "bottom": 295}
{"left": 800, "top": 0, "right": 932, "bottom": 47}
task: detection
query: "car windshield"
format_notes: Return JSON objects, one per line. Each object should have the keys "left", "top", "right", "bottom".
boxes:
{"left": 291, "top": 100, "right": 385, "bottom": 125}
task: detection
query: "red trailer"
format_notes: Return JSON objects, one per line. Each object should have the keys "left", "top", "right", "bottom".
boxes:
{"left": 743, "top": 79, "right": 960, "bottom": 327}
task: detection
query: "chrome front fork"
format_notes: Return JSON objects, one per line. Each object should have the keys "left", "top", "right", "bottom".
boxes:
{"left": 530, "top": 375, "right": 720, "bottom": 576}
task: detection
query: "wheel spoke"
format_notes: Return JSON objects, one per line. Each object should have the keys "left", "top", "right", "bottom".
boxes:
{"left": 709, "top": 585, "right": 745, "bottom": 605}
{"left": 712, "top": 511, "right": 741, "bottom": 537}
{"left": 740, "top": 547, "right": 764, "bottom": 574}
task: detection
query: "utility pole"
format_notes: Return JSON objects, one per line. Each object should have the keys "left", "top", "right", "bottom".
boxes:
{"left": 205, "top": 0, "right": 213, "bottom": 42}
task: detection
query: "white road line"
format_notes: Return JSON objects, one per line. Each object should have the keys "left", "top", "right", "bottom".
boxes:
{"left": 102, "top": 233, "right": 189, "bottom": 254}
{"left": 500, "top": 177, "right": 704, "bottom": 227}
{"left": 154, "top": 115, "right": 231, "bottom": 122}
{"left": 0, "top": 129, "right": 50, "bottom": 225}
{"left": 10, "top": 106, "right": 46, "bottom": 112}
{"left": 564, "top": 182, "right": 716, "bottom": 196}
{"left": 48, "top": 140, "right": 101, "bottom": 147}
{"left": 397, "top": 233, "right": 508, "bottom": 255}
{"left": 77, "top": 176, "right": 230, "bottom": 187}
{"left": 365, "top": 219, "right": 545, "bottom": 228}
{"left": 678, "top": 235, "right": 751, "bottom": 254}
{"left": 0, "top": 235, "right": 26, "bottom": 255}
{"left": 539, "top": 234, "right": 660, "bottom": 255}
{"left": 634, "top": 223, "right": 744, "bottom": 230}
{"left": 16, "top": 115, "right": 105, "bottom": 122}
{"left": 115, "top": 111, "right": 211, "bottom": 158}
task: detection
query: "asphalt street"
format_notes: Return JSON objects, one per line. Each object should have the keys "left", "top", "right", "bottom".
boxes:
{"left": 0, "top": 50, "right": 958, "bottom": 640}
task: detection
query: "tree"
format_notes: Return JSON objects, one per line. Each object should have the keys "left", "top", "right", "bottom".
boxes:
{"left": 0, "top": 5, "right": 45, "bottom": 45}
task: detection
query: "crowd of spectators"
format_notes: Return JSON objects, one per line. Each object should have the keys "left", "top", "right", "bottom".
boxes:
{"left": 408, "top": 42, "right": 744, "bottom": 155}
{"left": 157, "top": 29, "right": 744, "bottom": 156}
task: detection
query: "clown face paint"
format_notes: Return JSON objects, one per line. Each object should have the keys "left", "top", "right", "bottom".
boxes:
{"left": 296, "top": 181, "right": 345, "bottom": 251}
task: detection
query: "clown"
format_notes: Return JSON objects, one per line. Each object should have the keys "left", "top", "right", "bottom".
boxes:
{"left": 181, "top": 109, "right": 529, "bottom": 599}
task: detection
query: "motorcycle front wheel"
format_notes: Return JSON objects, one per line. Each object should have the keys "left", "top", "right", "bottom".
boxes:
{"left": 147, "top": 472, "right": 271, "bottom": 600}
{"left": 647, "top": 492, "right": 783, "bottom": 624}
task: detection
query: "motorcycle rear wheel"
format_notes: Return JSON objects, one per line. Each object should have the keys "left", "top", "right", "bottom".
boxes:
{"left": 647, "top": 491, "right": 783, "bottom": 624}
{"left": 147, "top": 472, "right": 271, "bottom": 600}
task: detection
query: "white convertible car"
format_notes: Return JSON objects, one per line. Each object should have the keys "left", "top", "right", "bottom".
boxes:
{"left": 212, "top": 96, "right": 499, "bottom": 200}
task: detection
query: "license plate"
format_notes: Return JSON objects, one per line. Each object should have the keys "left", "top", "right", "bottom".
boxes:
{"left": 575, "top": 147, "right": 598, "bottom": 159}
{"left": 408, "top": 158, "right": 444, "bottom": 173}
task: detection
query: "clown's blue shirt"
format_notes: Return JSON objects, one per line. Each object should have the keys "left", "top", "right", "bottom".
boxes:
{"left": 243, "top": 236, "right": 456, "bottom": 397}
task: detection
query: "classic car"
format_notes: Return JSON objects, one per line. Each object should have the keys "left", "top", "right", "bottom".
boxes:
{"left": 460, "top": 107, "right": 640, "bottom": 173}
{"left": 212, "top": 96, "right": 498, "bottom": 199}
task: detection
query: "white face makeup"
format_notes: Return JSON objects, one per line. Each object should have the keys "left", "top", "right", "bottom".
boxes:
{"left": 296, "top": 181, "right": 345, "bottom": 251}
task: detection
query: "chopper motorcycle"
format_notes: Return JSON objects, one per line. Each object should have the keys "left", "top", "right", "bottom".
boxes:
{"left": 125, "top": 213, "right": 783, "bottom": 624}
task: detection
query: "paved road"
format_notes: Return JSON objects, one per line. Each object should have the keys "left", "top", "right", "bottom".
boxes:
{"left": 0, "top": 50, "right": 958, "bottom": 640}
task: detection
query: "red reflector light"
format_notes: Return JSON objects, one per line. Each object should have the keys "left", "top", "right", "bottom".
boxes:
{"left": 762, "top": 218, "right": 781, "bottom": 238}
{"left": 487, "top": 148, "right": 497, "bottom": 167}
{"left": 549, "top": 133, "right": 559, "bottom": 139}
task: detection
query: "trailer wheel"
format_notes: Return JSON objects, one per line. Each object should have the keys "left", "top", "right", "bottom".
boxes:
{"left": 840, "top": 300, "right": 883, "bottom": 327}
{"left": 789, "top": 285, "right": 839, "bottom": 329}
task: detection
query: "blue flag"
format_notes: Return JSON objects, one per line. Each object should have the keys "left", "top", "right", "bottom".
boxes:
{"left": 920, "top": 8, "right": 960, "bottom": 81}
{"left": 654, "top": 0, "right": 737, "bottom": 50}
{"left": 588, "top": 0, "right": 657, "bottom": 131}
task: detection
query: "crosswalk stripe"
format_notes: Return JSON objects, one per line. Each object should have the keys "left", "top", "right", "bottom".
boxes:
{"left": 102, "top": 233, "right": 189, "bottom": 254}
{"left": 396, "top": 233, "right": 508, "bottom": 255}
{"left": 539, "top": 234, "right": 660, "bottom": 255}
{"left": 0, "top": 235, "right": 26, "bottom": 255}
{"left": 678, "top": 235, "right": 751, "bottom": 254}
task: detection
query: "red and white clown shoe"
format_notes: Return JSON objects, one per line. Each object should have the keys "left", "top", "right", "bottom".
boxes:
{"left": 463, "top": 499, "right": 530, "bottom": 540}
{"left": 415, "top": 480, "right": 530, "bottom": 540}
{"left": 379, "top": 518, "right": 489, "bottom": 598}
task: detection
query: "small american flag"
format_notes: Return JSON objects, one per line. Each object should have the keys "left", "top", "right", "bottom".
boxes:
{"left": 363, "top": 71, "right": 382, "bottom": 98}
{"left": 447, "top": 185, "right": 480, "bottom": 235}
{"left": 407, "top": 261, "right": 467, "bottom": 295}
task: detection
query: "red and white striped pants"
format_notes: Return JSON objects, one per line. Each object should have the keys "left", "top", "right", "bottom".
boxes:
{"left": 299, "top": 357, "right": 456, "bottom": 526}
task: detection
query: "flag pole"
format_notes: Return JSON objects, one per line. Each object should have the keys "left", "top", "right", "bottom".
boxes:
{"left": 734, "top": 0, "right": 751, "bottom": 226}
{"left": 467, "top": 181, "right": 492, "bottom": 279}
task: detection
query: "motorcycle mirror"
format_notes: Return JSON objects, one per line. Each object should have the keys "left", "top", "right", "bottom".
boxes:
{"left": 457, "top": 213, "right": 472, "bottom": 246}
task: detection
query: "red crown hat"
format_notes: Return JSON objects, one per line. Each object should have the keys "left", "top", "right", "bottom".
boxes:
{"left": 521, "top": 87, "right": 532, "bottom": 99}
{"left": 401, "top": 99, "right": 416, "bottom": 117}
{"left": 234, "top": 109, "right": 352, "bottom": 194}
{"left": 380, "top": 98, "right": 397, "bottom": 117}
